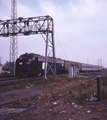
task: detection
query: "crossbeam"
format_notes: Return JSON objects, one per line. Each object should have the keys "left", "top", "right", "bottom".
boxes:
{"left": 0, "top": 15, "right": 52, "bottom": 36}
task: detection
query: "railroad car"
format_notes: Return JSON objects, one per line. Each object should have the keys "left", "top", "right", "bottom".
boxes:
{"left": 15, "top": 53, "right": 64, "bottom": 77}
{"left": 80, "top": 63, "right": 102, "bottom": 72}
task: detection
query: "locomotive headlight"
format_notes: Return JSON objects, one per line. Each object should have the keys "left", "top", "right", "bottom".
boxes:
{"left": 19, "top": 62, "right": 22, "bottom": 65}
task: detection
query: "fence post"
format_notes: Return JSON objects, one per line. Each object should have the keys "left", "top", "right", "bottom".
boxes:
{"left": 97, "top": 76, "right": 102, "bottom": 101}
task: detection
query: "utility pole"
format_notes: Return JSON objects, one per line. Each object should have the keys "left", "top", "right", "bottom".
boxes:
{"left": 9, "top": 0, "right": 18, "bottom": 75}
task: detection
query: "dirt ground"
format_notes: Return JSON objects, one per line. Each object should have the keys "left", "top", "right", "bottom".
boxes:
{"left": 0, "top": 72, "right": 107, "bottom": 120}
{"left": 0, "top": 85, "right": 59, "bottom": 104}
{"left": 2, "top": 92, "right": 106, "bottom": 120}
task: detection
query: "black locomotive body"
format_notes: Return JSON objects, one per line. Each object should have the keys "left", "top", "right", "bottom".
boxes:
{"left": 16, "top": 53, "right": 64, "bottom": 77}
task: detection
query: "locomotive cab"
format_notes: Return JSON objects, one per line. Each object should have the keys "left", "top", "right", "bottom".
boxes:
{"left": 15, "top": 53, "right": 38, "bottom": 77}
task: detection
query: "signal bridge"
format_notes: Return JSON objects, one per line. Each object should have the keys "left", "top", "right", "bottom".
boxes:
{"left": 0, "top": 15, "right": 56, "bottom": 78}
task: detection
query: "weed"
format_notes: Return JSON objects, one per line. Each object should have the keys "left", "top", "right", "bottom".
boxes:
{"left": 102, "top": 77, "right": 107, "bottom": 86}
{"left": 87, "top": 80, "right": 93, "bottom": 87}
{"left": 101, "top": 77, "right": 107, "bottom": 100}
{"left": 73, "top": 79, "right": 97, "bottom": 101}
{"left": 102, "top": 86, "right": 107, "bottom": 100}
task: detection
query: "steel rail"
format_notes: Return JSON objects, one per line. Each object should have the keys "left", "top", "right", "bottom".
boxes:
{"left": 77, "top": 75, "right": 107, "bottom": 80}
{"left": 0, "top": 95, "right": 34, "bottom": 108}
{"left": 0, "top": 77, "right": 17, "bottom": 81}
{"left": 0, "top": 77, "right": 43, "bottom": 83}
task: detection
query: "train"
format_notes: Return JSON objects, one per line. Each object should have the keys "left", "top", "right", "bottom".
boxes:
{"left": 15, "top": 53, "right": 103, "bottom": 77}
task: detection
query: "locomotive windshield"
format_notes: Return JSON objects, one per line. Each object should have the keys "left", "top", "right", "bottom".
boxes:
{"left": 19, "top": 53, "right": 41, "bottom": 59}
{"left": 19, "top": 54, "right": 32, "bottom": 59}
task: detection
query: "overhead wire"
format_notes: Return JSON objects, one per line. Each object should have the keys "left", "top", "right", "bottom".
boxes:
{"left": 55, "top": 32, "right": 69, "bottom": 60}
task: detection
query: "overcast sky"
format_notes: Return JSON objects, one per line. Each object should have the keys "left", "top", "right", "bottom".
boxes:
{"left": 0, "top": 0, "right": 107, "bottom": 67}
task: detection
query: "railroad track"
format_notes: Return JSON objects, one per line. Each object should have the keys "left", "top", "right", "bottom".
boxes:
{"left": 0, "top": 74, "right": 107, "bottom": 85}
{"left": 5, "top": 92, "right": 70, "bottom": 120}
{"left": 77, "top": 74, "right": 107, "bottom": 80}
{"left": 0, "top": 89, "right": 70, "bottom": 120}
{"left": 0, "top": 74, "right": 66, "bottom": 83}
{"left": 0, "top": 77, "right": 18, "bottom": 81}
{"left": 0, "top": 76, "right": 43, "bottom": 83}
{"left": 0, "top": 74, "right": 68, "bottom": 84}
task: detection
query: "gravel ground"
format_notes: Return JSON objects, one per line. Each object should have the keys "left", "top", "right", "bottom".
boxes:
{"left": 3, "top": 93, "right": 106, "bottom": 120}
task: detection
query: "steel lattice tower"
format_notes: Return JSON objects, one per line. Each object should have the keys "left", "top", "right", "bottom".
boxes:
{"left": 9, "top": 0, "right": 18, "bottom": 74}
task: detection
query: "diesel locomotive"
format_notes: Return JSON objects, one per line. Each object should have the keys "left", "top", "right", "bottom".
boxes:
{"left": 15, "top": 53, "right": 102, "bottom": 77}
{"left": 15, "top": 53, "right": 65, "bottom": 77}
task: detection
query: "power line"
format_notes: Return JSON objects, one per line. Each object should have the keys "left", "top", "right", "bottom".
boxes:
{"left": 55, "top": 33, "right": 69, "bottom": 60}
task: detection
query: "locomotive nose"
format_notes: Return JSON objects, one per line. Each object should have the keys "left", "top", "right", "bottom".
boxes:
{"left": 17, "top": 57, "right": 31, "bottom": 68}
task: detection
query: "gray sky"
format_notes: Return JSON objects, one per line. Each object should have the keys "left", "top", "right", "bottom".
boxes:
{"left": 0, "top": 0, "right": 107, "bottom": 67}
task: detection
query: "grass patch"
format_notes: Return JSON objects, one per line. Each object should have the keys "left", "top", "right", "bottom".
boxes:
{"left": 72, "top": 80, "right": 97, "bottom": 101}
{"left": 1, "top": 73, "right": 107, "bottom": 102}
{"left": 75, "top": 76, "right": 107, "bottom": 101}
{"left": 101, "top": 77, "right": 107, "bottom": 100}
{"left": 0, "top": 76, "right": 73, "bottom": 92}
{"left": 102, "top": 86, "right": 107, "bottom": 100}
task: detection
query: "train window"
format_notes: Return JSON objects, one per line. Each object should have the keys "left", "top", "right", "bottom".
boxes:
{"left": 33, "top": 57, "right": 35, "bottom": 60}
{"left": 42, "top": 62, "right": 47, "bottom": 69}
